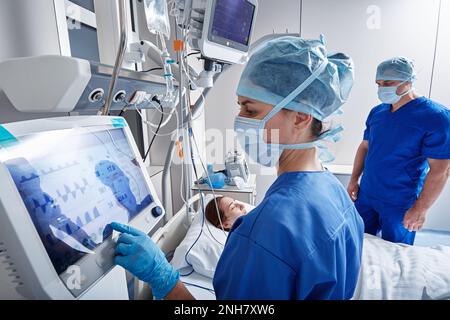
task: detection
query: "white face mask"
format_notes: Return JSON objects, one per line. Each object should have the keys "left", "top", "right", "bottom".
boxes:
{"left": 377, "top": 82, "right": 412, "bottom": 104}
{"left": 234, "top": 115, "right": 343, "bottom": 167}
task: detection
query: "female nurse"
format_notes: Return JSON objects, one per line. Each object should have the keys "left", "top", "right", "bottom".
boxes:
{"left": 111, "top": 36, "right": 365, "bottom": 300}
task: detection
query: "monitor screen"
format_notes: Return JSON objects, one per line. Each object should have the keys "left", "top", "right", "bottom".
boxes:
{"left": 211, "top": 0, "right": 256, "bottom": 47}
{"left": 69, "top": 0, "right": 95, "bottom": 12}
{"left": 3, "top": 128, "right": 153, "bottom": 275}
{"left": 68, "top": 22, "right": 100, "bottom": 62}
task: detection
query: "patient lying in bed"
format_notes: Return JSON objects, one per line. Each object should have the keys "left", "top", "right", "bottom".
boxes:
{"left": 204, "top": 196, "right": 248, "bottom": 231}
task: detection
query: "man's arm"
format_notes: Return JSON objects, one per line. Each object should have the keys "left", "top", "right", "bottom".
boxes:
{"left": 403, "top": 159, "right": 450, "bottom": 231}
{"left": 347, "top": 141, "right": 369, "bottom": 201}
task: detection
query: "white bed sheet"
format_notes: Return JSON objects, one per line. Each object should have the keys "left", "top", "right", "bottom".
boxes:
{"left": 353, "top": 234, "right": 450, "bottom": 300}
{"left": 415, "top": 229, "right": 450, "bottom": 247}
{"left": 180, "top": 270, "right": 216, "bottom": 300}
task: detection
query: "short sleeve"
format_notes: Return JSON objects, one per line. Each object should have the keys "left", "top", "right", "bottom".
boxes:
{"left": 296, "top": 245, "right": 338, "bottom": 299}
{"left": 422, "top": 110, "right": 450, "bottom": 159}
{"left": 297, "top": 233, "right": 362, "bottom": 300}
{"left": 213, "top": 232, "right": 296, "bottom": 299}
{"left": 363, "top": 108, "right": 375, "bottom": 141}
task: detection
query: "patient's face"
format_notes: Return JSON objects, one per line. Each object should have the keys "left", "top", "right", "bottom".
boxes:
{"left": 218, "top": 197, "right": 247, "bottom": 229}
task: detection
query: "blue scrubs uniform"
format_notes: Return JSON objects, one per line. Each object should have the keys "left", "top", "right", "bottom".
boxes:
{"left": 357, "top": 97, "right": 450, "bottom": 244}
{"left": 213, "top": 171, "right": 364, "bottom": 300}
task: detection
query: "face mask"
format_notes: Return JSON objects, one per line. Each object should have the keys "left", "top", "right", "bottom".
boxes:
{"left": 234, "top": 60, "right": 343, "bottom": 167}
{"left": 378, "top": 82, "right": 412, "bottom": 104}
{"left": 234, "top": 116, "right": 343, "bottom": 167}
{"left": 234, "top": 116, "right": 283, "bottom": 167}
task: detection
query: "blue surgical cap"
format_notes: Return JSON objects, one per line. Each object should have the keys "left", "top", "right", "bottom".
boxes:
{"left": 376, "top": 57, "right": 416, "bottom": 82}
{"left": 236, "top": 36, "right": 355, "bottom": 120}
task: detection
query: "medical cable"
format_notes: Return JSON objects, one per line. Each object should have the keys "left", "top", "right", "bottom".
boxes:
{"left": 180, "top": 280, "right": 215, "bottom": 294}
{"left": 143, "top": 99, "right": 165, "bottom": 162}
{"left": 177, "top": 26, "right": 227, "bottom": 240}
{"left": 135, "top": 106, "right": 175, "bottom": 132}
{"left": 118, "top": 107, "right": 126, "bottom": 117}
{"left": 190, "top": 128, "right": 227, "bottom": 240}
{"left": 177, "top": 90, "right": 224, "bottom": 275}
{"left": 177, "top": 191, "right": 205, "bottom": 276}
{"left": 136, "top": 101, "right": 177, "bottom": 129}
{"left": 135, "top": 104, "right": 180, "bottom": 137}
{"left": 178, "top": 23, "right": 227, "bottom": 240}
{"left": 178, "top": 151, "right": 206, "bottom": 276}
{"left": 186, "top": 126, "right": 227, "bottom": 246}
{"left": 142, "top": 67, "right": 164, "bottom": 73}
{"left": 180, "top": 46, "right": 227, "bottom": 242}
{"left": 173, "top": 17, "right": 225, "bottom": 277}
{"left": 170, "top": 20, "right": 206, "bottom": 277}
{"left": 185, "top": 51, "right": 201, "bottom": 58}
{"left": 178, "top": 133, "right": 224, "bottom": 276}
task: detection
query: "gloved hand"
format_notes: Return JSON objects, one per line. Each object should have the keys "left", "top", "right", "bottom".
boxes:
{"left": 110, "top": 222, "right": 180, "bottom": 300}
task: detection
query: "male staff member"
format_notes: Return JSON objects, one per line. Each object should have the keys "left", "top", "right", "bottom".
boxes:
{"left": 348, "top": 57, "right": 450, "bottom": 245}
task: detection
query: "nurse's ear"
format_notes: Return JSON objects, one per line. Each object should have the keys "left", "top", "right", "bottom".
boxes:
{"left": 280, "top": 110, "right": 314, "bottom": 143}
{"left": 396, "top": 81, "right": 413, "bottom": 95}
{"left": 293, "top": 112, "right": 314, "bottom": 136}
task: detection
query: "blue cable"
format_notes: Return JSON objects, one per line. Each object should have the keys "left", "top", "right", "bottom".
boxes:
{"left": 178, "top": 126, "right": 207, "bottom": 277}
{"left": 181, "top": 281, "right": 215, "bottom": 294}
{"left": 178, "top": 126, "right": 224, "bottom": 277}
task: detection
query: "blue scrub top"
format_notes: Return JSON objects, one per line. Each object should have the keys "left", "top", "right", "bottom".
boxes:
{"left": 361, "top": 97, "right": 450, "bottom": 206}
{"left": 213, "top": 171, "right": 364, "bottom": 300}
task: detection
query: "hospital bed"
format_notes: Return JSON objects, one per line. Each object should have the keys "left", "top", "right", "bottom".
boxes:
{"left": 152, "top": 194, "right": 217, "bottom": 300}
{"left": 151, "top": 194, "right": 450, "bottom": 300}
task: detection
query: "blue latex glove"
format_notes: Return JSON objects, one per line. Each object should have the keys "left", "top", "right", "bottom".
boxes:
{"left": 110, "top": 222, "right": 180, "bottom": 300}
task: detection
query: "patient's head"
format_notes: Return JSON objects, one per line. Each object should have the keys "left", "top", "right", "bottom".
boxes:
{"left": 205, "top": 196, "right": 247, "bottom": 231}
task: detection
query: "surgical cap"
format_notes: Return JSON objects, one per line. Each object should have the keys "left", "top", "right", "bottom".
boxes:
{"left": 236, "top": 36, "right": 355, "bottom": 120}
{"left": 376, "top": 57, "right": 416, "bottom": 82}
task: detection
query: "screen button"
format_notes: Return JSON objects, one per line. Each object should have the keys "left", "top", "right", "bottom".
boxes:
{"left": 151, "top": 206, "right": 163, "bottom": 218}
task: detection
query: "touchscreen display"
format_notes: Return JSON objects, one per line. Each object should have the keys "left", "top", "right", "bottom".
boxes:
{"left": 3, "top": 128, "right": 153, "bottom": 274}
